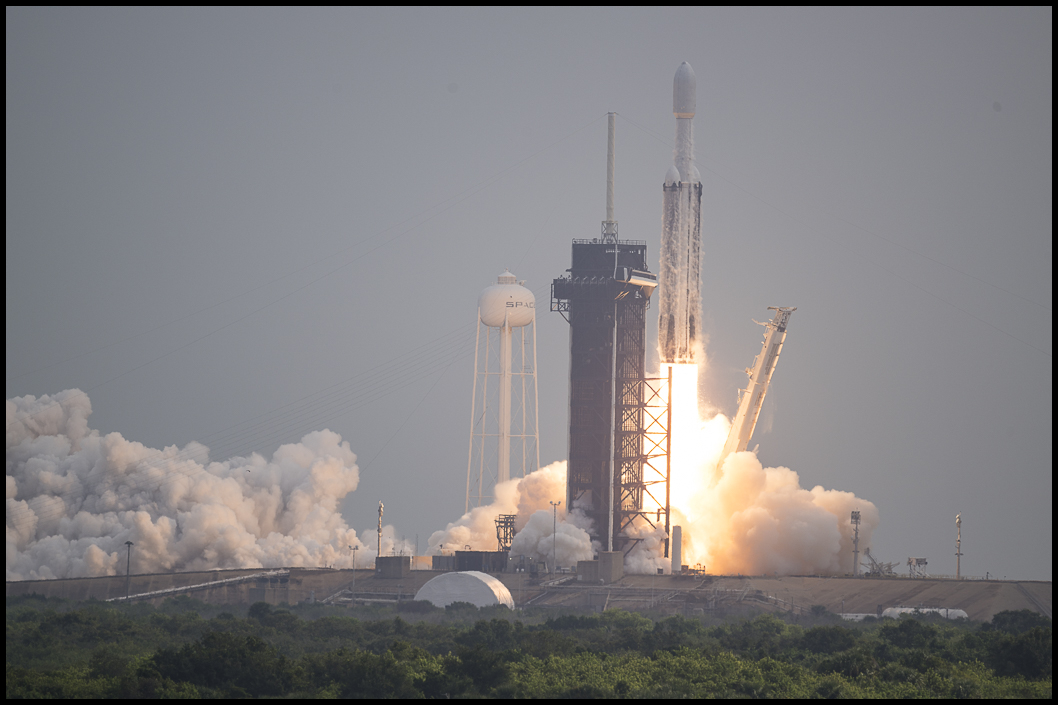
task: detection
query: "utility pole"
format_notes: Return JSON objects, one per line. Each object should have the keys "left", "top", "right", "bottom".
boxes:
{"left": 124, "top": 541, "right": 134, "bottom": 601}
{"left": 349, "top": 545, "right": 358, "bottom": 599}
{"left": 550, "top": 500, "right": 561, "bottom": 577}
{"left": 955, "top": 514, "right": 963, "bottom": 579}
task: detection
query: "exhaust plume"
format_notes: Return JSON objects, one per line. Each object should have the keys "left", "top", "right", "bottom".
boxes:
{"left": 639, "top": 363, "right": 879, "bottom": 575}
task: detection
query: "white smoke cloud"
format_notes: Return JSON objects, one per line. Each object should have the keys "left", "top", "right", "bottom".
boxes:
{"left": 691, "top": 450, "right": 879, "bottom": 575}
{"left": 6, "top": 389, "right": 400, "bottom": 580}
{"left": 508, "top": 508, "right": 594, "bottom": 568}
{"left": 620, "top": 521, "right": 670, "bottom": 575}
{"left": 426, "top": 460, "right": 595, "bottom": 568}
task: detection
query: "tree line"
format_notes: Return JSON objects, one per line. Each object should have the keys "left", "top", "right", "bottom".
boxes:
{"left": 6, "top": 594, "right": 1051, "bottom": 698}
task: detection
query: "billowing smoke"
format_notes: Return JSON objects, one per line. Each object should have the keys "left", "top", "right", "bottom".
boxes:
{"left": 508, "top": 509, "right": 595, "bottom": 568}
{"left": 426, "top": 461, "right": 595, "bottom": 568}
{"left": 6, "top": 390, "right": 408, "bottom": 580}
{"left": 621, "top": 522, "right": 670, "bottom": 575}
{"left": 675, "top": 450, "right": 878, "bottom": 575}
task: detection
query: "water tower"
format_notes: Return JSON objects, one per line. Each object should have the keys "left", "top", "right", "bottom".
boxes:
{"left": 465, "top": 270, "right": 539, "bottom": 512}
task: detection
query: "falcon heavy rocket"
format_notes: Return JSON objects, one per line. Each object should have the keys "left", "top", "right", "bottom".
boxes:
{"left": 658, "top": 62, "right": 703, "bottom": 365}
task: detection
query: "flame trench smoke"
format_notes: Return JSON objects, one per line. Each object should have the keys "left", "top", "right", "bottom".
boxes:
{"left": 427, "top": 460, "right": 595, "bottom": 568}
{"left": 6, "top": 389, "right": 409, "bottom": 580}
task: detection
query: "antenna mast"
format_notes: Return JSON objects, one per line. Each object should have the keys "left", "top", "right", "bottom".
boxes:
{"left": 602, "top": 112, "right": 618, "bottom": 243}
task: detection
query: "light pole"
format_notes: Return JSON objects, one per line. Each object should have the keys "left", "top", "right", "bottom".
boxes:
{"left": 124, "top": 541, "right": 134, "bottom": 601}
{"left": 955, "top": 514, "right": 963, "bottom": 580}
{"left": 550, "top": 500, "right": 561, "bottom": 577}
{"left": 349, "top": 545, "right": 358, "bottom": 599}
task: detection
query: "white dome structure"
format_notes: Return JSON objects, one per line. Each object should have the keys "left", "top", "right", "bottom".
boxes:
{"left": 414, "top": 570, "right": 514, "bottom": 609}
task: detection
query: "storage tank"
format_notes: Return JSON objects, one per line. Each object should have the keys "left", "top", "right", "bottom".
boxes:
{"left": 671, "top": 525, "right": 682, "bottom": 575}
{"left": 467, "top": 270, "right": 539, "bottom": 511}
{"left": 478, "top": 270, "right": 535, "bottom": 328}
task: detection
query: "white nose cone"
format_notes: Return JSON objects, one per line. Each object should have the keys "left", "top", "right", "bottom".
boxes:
{"left": 673, "top": 61, "right": 696, "bottom": 118}
{"left": 664, "top": 164, "right": 681, "bottom": 186}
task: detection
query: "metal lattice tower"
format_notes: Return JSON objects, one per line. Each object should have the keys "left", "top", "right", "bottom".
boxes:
{"left": 495, "top": 514, "right": 517, "bottom": 551}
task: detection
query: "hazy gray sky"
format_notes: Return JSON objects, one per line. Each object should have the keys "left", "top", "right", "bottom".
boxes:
{"left": 7, "top": 8, "right": 1051, "bottom": 579}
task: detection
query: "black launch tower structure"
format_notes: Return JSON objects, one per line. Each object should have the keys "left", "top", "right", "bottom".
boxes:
{"left": 552, "top": 236, "right": 671, "bottom": 555}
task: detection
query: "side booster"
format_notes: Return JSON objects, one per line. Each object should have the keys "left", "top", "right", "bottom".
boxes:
{"left": 658, "top": 62, "right": 704, "bottom": 364}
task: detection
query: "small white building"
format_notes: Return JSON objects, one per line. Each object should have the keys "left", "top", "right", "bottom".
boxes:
{"left": 414, "top": 570, "right": 514, "bottom": 609}
{"left": 882, "top": 607, "right": 969, "bottom": 620}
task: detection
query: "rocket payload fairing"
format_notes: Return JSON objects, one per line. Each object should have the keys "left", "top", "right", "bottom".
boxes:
{"left": 659, "top": 62, "right": 703, "bottom": 364}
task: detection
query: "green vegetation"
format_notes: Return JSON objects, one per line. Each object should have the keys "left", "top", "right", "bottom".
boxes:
{"left": 6, "top": 594, "right": 1051, "bottom": 698}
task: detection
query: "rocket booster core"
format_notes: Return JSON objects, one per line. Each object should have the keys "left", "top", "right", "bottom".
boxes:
{"left": 659, "top": 62, "right": 704, "bottom": 364}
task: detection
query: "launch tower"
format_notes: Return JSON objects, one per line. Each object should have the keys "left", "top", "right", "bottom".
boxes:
{"left": 552, "top": 114, "right": 670, "bottom": 555}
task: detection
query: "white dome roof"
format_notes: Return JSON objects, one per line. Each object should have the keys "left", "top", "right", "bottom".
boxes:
{"left": 414, "top": 570, "right": 514, "bottom": 609}
{"left": 664, "top": 165, "right": 681, "bottom": 186}
{"left": 479, "top": 271, "right": 534, "bottom": 328}
{"left": 689, "top": 165, "right": 701, "bottom": 183}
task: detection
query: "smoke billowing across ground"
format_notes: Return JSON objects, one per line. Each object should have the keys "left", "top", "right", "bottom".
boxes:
{"left": 429, "top": 362, "right": 878, "bottom": 576}
{"left": 8, "top": 376, "right": 876, "bottom": 580}
{"left": 6, "top": 389, "right": 409, "bottom": 580}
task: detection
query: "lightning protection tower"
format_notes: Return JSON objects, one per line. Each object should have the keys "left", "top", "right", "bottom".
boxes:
{"left": 466, "top": 271, "right": 539, "bottom": 512}
{"left": 552, "top": 113, "right": 669, "bottom": 555}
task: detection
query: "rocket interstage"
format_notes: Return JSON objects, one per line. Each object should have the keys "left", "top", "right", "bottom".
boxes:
{"left": 659, "top": 61, "right": 704, "bottom": 365}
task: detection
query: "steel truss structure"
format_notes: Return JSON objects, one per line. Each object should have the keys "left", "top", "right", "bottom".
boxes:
{"left": 495, "top": 514, "right": 517, "bottom": 551}
{"left": 616, "top": 369, "right": 672, "bottom": 557}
